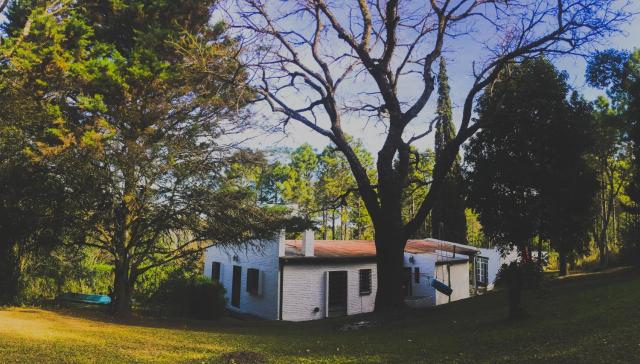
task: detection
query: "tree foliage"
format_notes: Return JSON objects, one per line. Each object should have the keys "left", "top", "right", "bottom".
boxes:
{"left": 0, "top": 0, "right": 287, "bottom": 314}
{"left": 431, "top": 58, "right": 467, "bottom": 243}
{"left": 466, "top": 58, "right": 599, "bottom": 315}
{"left": 588, "top": 49, "right": 640, "bottom": 265}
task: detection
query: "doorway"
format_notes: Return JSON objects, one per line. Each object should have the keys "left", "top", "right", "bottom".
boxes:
{"left": 326, "top": 271, "right": 348, "bottom": 317}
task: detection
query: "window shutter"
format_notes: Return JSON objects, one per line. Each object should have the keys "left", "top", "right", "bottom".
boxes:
{"left": 247, "top": 268, "right": 262, "bottom": 296}
{"left": 211, "top": 262, "right": 221, "bottom": 281}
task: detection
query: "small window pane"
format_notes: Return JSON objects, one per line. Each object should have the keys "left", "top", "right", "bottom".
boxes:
{"left": 359, "top": 269, "right": 372, "bottom": 296}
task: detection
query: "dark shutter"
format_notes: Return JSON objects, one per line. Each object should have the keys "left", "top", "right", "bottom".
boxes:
{"left": 247, "top": 268, "right": 260, "bottom": 294}
{"left": 211, "top": 262, "right": 221, "bottom": 281}
{"left": 231, "top": 266, "right": 241, "bottom": 308}
{"left": 359, "top": 269, "right": 372, "bottom": 295}
{"left": 414, "top": 267, "right": 420, "bottom": 284}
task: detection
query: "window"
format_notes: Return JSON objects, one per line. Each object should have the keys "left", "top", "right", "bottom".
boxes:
{"left": 414, "top": 267, "right": 420, "bottom": 284}
{"left": 475, "top": 256, "right": 489, "bottom": 286}
{"left": 211, "top": 262, "right": 221, "bottom": 282}
{"left": 246, "top": 268, "right": 261, "bottom": 295}
{"left": 359, "top": 269, "right": 372, "bottom": 296}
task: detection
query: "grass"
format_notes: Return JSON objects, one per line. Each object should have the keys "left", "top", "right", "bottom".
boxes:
{"left": 1, "top": 268, "right": 639, "bottom": 363}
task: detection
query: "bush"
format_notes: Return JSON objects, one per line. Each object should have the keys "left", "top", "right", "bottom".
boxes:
{"left": 148, "top": 275, "right": 226, "bottom": 320}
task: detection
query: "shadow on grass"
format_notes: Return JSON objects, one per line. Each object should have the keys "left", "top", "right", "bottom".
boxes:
{"left": 21, "top": 266, "right": 640, "bottom": 338}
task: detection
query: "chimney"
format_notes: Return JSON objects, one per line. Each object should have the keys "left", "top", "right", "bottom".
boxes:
{"left": 278, "top": 229, "right": 286, "bottom": 257}
{"left": 302, "top": 229, "right": 315, "bottom": 257}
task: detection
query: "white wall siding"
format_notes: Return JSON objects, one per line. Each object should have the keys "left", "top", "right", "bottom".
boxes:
{"left": 281, "top": 262, "right": 377, "bottom": 322}
{"left": 204, "top": 239, "right": 280, "bottom": 320}
{"left": 477, "top": 247, "right": 518, "bottom": 290}
{"left": 403, "top": 253, "right": 437, "bottom": 307}
{"left": 435, "top": 262, "right": 471, "bottom": 305}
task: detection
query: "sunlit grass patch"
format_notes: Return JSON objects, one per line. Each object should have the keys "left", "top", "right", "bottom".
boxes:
{"left": 1, "top": 269, "right": 639, "bottom": 363}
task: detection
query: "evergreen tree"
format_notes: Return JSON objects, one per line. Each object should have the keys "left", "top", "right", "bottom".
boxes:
{"left": 587, "top": 49, "right": 640, "bottom": 266}
{"left": 466, "top": 58, "right": 599, "bottom": 317}
{"left": 401, "top": 147, "right": 435, "bottom": 239}
{"left": 431, "top": 58, "right": 467, "bottom": 243}
{"left": 1, "top": 0, "right": 285, "bottom": 314}
{"left": 279, "top": 144, "right": 319, "bottom": 219}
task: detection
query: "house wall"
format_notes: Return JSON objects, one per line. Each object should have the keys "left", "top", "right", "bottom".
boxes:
{"left": 435, "top": 261, "right": 471, "bottom": 305}
{"left": 204, "top": 239, "right": 280, "bottom": 320}
{"left": 281, "top": 262, "right": 377, "bottom": 322}
{"left": 403, "top": 253, "right": 437, "bottom": 307}
{"left": 478, "top": 247, "right": 518, "bottom": 290}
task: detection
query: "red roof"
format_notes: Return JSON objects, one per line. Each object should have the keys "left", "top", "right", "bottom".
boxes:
{"left": 284, "top": 238, "right": 478, "bottom": 259}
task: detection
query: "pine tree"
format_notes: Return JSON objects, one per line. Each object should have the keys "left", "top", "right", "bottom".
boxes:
{"left": 1, "top": 0, "right": 285, "bottom": 314}
{"left": 431, "top": 58, "right": 467, "bottom": 243}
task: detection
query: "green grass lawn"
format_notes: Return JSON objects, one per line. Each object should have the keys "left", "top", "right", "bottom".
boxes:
{"left": 1, "top": 268, "right": 639, "bottom": 363}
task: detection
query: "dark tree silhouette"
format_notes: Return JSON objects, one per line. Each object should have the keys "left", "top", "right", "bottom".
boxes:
{"left": 431, "top": 58, "right": 467, "bottom": 243}
{"left": 465, "top": 58, "right": 598, "bottom": 317}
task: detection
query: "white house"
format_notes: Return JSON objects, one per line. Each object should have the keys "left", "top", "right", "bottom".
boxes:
{"left": 203, "top": 230, "right": 507, "bottom": 321}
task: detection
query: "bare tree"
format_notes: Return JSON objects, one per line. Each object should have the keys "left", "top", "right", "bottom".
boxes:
{"left": 232, "top": 0, "right": 631, "bottom": 310}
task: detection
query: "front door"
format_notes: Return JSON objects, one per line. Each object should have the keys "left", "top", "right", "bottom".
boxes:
{"left": 231, "top": 265, "right": 241, "bottom": 308}
{"left": 327, "top": 271, "right": 348, "bottom": 318}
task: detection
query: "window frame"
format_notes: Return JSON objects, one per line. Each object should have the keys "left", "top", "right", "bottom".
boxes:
{"left": 359, "top": 269, "right": 372, "bottom": 296}
{"left": 475, "top": 256, "right": 489, "bottom": 286}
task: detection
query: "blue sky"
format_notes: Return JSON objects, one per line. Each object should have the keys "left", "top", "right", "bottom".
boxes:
{"left": 240, "top": 2, "right": 640, "bottom": 156}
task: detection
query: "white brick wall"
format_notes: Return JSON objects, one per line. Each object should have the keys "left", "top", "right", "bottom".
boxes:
{"left": 204, "top": 239, "right": 280, "bottom": 320}
{"left": 281, "top": 262, "right": 377, "bottom": 321}
{"left": 403, "top": 253, "right": 437, "bottom": 306}
{"left": 478, "top": 247, "right": 518, "bottom": 290}
{"left": 203, "top": 239, "right": 476, "bottom": 321}
{"left": 435, "top": 261, "right": 470, "bottom": 305}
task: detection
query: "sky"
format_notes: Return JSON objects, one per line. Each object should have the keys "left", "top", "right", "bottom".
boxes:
{"left": 1, "top": 1, "right": 638, "bottom": 157}
{"left": 236, "top": 1, "right": 640, "bottom": 157}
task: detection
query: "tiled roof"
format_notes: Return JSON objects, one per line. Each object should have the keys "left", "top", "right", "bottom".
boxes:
{"left": 284, "top": 238, "right": 479, "bottom": 259}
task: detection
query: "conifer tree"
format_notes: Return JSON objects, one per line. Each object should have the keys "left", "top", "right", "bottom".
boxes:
{"left": 431, "top": 58, "right": 467, "bottom": 243}
{"left": 1, "top": 0, "right": 287, "bottom": 314}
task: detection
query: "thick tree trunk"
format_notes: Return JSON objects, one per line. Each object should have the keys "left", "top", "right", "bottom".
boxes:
{"left": 112, "top": 261, "right": 135, "bottom": 315}
{"left": 558, "top": 251, "right": 568, "bottom": 276}
{"left": 0, "top": 242, "right": 19, "bottom": 304}
{"left": 506, "top": 263, "right": 526, "bottom": 319}
{"left": 373, "top": 229, "right": 406, "bottom": 312}
{"left": 599, "top": 242, "right": 607, "bottom": 269}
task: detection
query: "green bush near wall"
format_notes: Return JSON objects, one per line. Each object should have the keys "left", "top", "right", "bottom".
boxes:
{"left": 146, "top": 276, "right": 226, "bottom": 320}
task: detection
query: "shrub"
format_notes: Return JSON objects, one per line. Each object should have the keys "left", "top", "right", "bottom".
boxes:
{"left": 148, "top": 275, "right": 226, "bottom": 320}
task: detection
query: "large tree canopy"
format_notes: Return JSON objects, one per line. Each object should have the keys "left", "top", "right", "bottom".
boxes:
{"left": 465, "top": 58, "right": 599, "bottom": 316}
{"left": 0, "top": 0, "right": 288, "bottom": 314}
